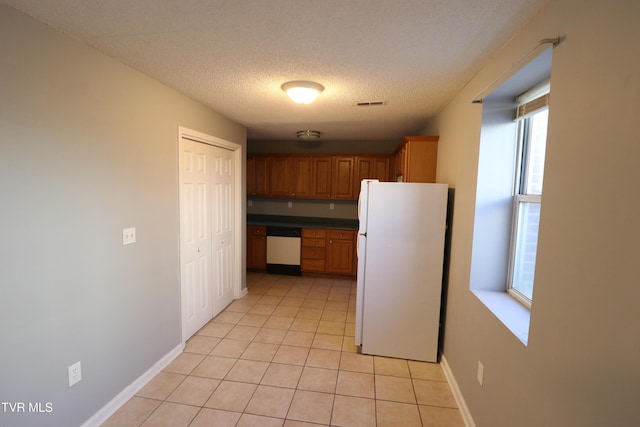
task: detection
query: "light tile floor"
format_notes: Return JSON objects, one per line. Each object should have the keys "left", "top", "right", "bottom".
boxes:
{"left": 102, "top": 273, "right": 465, "bottom": 427}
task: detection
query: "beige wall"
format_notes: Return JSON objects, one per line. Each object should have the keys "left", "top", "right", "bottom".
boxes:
{"left": 423, "top": 0, "right": 640, "bottom": 425}
{"left": 0, "top": 5, "right": 245, "bottom": 427}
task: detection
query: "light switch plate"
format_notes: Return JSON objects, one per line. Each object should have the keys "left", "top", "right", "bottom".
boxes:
{"left": 122, "top": 227, "right": 136, "bottom": 245}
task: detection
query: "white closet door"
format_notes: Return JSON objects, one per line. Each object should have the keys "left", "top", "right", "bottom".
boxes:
{"left": 210, "top": 145, "right": 235, "bottom": 315}
{"left": 179, "top": 138, "right": 235, "bottom": 340}
{"left": 180, "top": 138, "right": 213, "bottom": 340}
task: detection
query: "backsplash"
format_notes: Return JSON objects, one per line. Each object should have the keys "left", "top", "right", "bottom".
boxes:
{"left": 247, "top": 198, "right": 358, "bottom": 220}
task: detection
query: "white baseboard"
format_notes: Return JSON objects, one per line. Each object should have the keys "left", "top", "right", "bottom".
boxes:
{"left": 441, "top": 355, "right": 476, "bottom": 427}
{"left": 239, "top": 287, "right": 248, "bottom": 298}
{"left": 80, "top": 343, "right": 185, "bottom": 427}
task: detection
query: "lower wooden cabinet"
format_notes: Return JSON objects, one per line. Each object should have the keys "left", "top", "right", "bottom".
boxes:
{"left": 247, "top": 225, "right": 267, "bottom": 269}
{"left": 302, "top": 228, "right": 356, "bottom": 276}
{"left": 301, "top": 228, "right": 327, "bottom": 273}
{"left": 326, "top": 230, "right": 356, "bottom": 275}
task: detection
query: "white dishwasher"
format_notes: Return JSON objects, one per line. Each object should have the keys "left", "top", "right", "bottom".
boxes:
{"left": 266, "top": 226, "right": 302, "bottom": 275}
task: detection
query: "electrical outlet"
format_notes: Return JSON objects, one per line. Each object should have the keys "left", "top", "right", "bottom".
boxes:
{"left": 329, "top": 203, "right": 335, "bottom": 210}
{"left": 248, "top": 199, "right": 253, "bottom": 207}
{"left": 287, "top": 201, "right": 292, "bottom": 208}
{"left": 477, "top": 361, "right": 484, "bottom": 386}
{"left": 68, "top": 361, "right": 82, "bottom": 387}
{"left": 122, "top": 227, "right": 136, "bottom": 245}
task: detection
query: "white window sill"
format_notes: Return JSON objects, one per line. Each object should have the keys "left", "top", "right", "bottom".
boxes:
{"left": 471, "top": 290, "right": 530, "bottom": 345}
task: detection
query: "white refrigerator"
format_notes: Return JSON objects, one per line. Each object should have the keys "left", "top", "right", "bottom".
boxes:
{"left": 355, "top": 180, "right": 448, "bottom": 362}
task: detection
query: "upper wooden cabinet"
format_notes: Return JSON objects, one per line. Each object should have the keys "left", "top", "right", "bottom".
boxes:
{"left": 312, "top": 156, "right": 356, "bottom": 199}
{"left": 354, "top": 155, "right": 392, "bottom": 197}
{"left": 268, "top": 155, "right": 291, "bottom": 197}
{"left": 312, "top": 156, "right": 333, "bottom": 199}
{"left": 267, "top": 155, "right": 312, "bottom": 198}
{"left": 331, "top": 156, "right": 356, "bottom": 199}
{"left": 394, "top": 136, "right": 438, "bottom": 183}
{"left": 247, "top": 154, "right": 269, "bottom": 197}
{"left": 247, "top": 148, "right": 426, "bottom": 200}
{"left": 290, "top": 156, "right": 313, "bottom": 198}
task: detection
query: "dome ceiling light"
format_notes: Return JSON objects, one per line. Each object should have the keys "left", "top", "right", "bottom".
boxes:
{"left": 281, "top": 81, "right": 324, "bottom": 104}
{"left": 297, "top": 130, "right": 321, "bottom": 141}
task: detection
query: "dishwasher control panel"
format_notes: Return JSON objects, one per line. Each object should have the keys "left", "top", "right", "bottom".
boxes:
{"left": 266, "top": 226, "right": 302, "bottom": 237}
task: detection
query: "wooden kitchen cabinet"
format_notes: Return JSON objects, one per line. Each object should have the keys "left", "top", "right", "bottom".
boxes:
{"left": 312, "top": 156, "right": 356, "bottom": 199}
{"left": 247, "top": 154, "right": 269, "bottom": 197}
{"left": 331, "top": 156, "right": 356, "bottom": 199}
{"left": 394, "top": 136, "right": 438, "bottom": 182}
{"left": 290, "top": 155, "right": 313, "bottom": 198}
{"left": 268, "top": 155, "right": 291, "bottom": 197}
{"left": 301, "top": 228, "right": 327, "bottom": 273}
{"left": 246, "top": 225, "right": 267, "bottom": 269}
{"left": 268, "top": 155, "right": 313, "bottom": 198}
{"left": 326, "top": 229, "right": 356, "bottom": 275}
{"left": 249, "top": 152, "right": 394, "bottom": 200}
{"left": 302, "top": 228, "right": 356, "bottom": 276}
{"left": 311, "top": 156, "right": 333, "bottom": 199}
{"left": 354, "top": 155, "right": 392, "bottom": 196}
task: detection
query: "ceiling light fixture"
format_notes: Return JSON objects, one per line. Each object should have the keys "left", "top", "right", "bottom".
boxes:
{"left": 297, "top": 130, "right": 321, "bottom": 141}
{"left": 282, "top": 81, "right": 324, "bottom": 104}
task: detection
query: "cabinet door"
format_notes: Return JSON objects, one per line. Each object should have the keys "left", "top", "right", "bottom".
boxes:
{"left": 268, "top": 155, "right": 291, "bottom": 197}
{"left": 247, "top": 226, "right": 266, "bottom": 269}
{"left": 331, "top": 156, "right": 355, "bottom": 199}
{"left": 326, "top": 230, "right": 356, "bottom": 275}
{"left": 394, "top": 145, "right": 407, "bottom": 181}
{"left": 373, "top": 157, "right": 391, "bottom": 182}
{"left": 312, "top": 156, "right": 332, "bottom": 198}
{"left": 354, "top": 156, "right": 392, "bottom": 196}
{"left": 247, "top": 155, "right": 268, "bottom": 196}
{"left": 399, "top": 136, "right": 438, "bottom": 183}
{"left": 290, "top": 156, "right": 312, "bottom": 198}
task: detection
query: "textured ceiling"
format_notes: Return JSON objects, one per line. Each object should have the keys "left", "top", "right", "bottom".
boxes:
{"left": 4, "top": 0, "right": 548, "bottom": 142}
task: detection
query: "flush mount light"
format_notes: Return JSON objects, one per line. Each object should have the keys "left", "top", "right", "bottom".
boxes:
{"left": 297, "top": 130, "right": 321, "bottom": 141}
{"left": 282, "top": 81, "right": 324, "bottom": 104}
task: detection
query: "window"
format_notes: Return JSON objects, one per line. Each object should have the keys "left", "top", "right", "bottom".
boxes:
{"left": 469, "top": 45, "right": 552, "bottom": 344}
{"left": 507, "top": 81, "right": 550, "bottom": 306}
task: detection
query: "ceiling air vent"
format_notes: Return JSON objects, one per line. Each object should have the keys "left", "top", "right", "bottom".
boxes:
{"left": 355, "top": 101, "right": 386, "bottom": 107}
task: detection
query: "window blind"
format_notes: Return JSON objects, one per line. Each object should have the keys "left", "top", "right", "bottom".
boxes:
{"left": 516, "top": 80, "right": 550, "bottom": 120}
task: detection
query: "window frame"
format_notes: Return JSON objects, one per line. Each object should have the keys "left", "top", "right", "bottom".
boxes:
{"left": 506, "top": 81, "right": 550, "bottom": 308}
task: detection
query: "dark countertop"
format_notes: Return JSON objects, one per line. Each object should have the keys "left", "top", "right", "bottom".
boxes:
{"left": 247, "top": 214, "right": 359, "bottom": 230}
